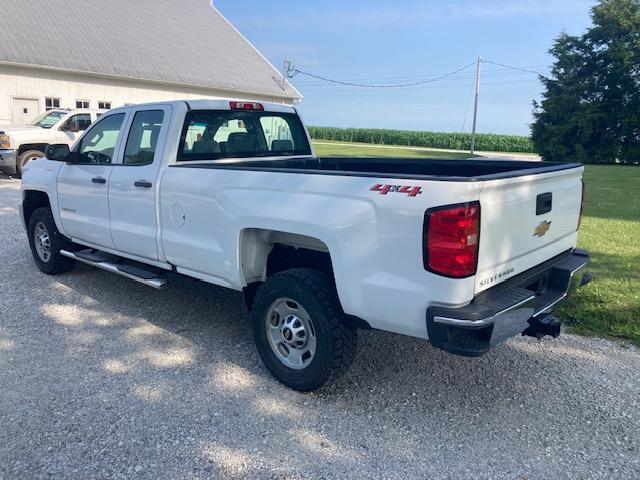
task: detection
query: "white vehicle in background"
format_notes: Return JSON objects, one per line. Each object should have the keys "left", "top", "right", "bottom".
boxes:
{"left": 0, "top": 108, "right": 104, "bottom": 177}
{"left": 19, "top": 99, "right": 590, "bottom": 391}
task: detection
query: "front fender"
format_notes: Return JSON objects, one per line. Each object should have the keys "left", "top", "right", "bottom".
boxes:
{"left": 21, "top": 159, "right": 65, "bottom": 235}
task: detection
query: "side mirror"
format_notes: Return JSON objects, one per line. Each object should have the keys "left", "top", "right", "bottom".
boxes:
{"left": 44, "top": 144, "right": 71, "bottom": 162}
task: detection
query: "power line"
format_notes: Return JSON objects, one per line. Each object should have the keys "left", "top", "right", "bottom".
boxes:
{"left": 290, "top": 61, "right": 550, "bottom": 88}
{"left": 482, "top": 59, "right": 549, "bottom": 77}
{"left": 290, "top": 65, "right": 551, "bottom": 84}
{"left": 287, "top": 62, "right": 476, "bottom": 88}
{"left": 293, "top": 69, "right": 551, "bottom": 88}
{"left": 285, "top": 57, "right": 548, "bottom": 154}
{"left": 297, "top": 78, "right": 545, "bottom": 93}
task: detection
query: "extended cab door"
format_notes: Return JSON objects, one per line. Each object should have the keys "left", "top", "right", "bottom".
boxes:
{"left": 57, "top": 112, "right": 127, "bottom": 248}
{"left": 107, "top": 106, "right": 170, "bottom": 260}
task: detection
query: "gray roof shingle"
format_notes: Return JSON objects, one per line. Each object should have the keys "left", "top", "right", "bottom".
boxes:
{"left": 0, "top": 0, "right": 301, "bottom": 101}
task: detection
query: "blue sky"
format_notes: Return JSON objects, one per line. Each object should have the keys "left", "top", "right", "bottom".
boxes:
{"left": 215, "top": 0, "right": 596, "bottom": 135}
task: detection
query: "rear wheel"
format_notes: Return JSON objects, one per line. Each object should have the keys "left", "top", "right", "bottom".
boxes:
{"left": 16, "top": 149, "right": 45, "bottom": 178}
{"left": 27, "top": 207, "right": 76, "bottom": 274}
{"left": 252, "top": 268, "right": 357, "bottom": 391}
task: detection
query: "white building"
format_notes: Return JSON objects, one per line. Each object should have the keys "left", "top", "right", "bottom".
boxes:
{"left": 0, "top": 0, "right": 301, "bottom": 126}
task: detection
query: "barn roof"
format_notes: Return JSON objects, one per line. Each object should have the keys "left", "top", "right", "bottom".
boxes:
{"left": 0, "top": 0, "right": 301, "bottom": 101}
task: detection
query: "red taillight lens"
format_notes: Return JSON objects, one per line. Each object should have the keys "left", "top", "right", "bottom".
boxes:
{"left": 577, "top": 179, "right": 585, "bottom": 230}
{"left": 424, "top": 202, "right": 480, "bottom": 278}
{"left": 230, "top": 101, "right": 264, "bottom": 111}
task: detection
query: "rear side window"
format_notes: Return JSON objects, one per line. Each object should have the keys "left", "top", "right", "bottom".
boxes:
{"left": 177, "top": 110, "right": 311, "bottom": 161}
{"left": 123, "top": 110, "right": 164, "bottom": 165}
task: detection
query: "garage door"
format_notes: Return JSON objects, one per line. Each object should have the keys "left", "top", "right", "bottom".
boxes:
{"left": 12, "top": 98, "right": 40, "bottom": 125}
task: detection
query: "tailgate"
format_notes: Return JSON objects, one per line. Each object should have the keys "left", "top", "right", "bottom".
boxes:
{"left": 475, "top": 166, "right": 583, "bottom": 293}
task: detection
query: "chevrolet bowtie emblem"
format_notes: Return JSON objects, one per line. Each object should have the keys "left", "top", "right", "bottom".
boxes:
{"left": 533, "top": 220, "right": 551, "bottom": 237}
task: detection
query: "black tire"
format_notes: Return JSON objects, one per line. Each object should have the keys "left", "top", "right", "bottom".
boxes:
{"left": 16, "top": 149, "right": 45, "bottom": 178}
{"left": 252, "top": 268, "right": 357, "bottom": 391}
{"left": 27, "top": 207, "right": 76, "bottom": 274}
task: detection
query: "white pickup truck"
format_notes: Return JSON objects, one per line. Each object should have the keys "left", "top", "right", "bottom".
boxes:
{"left": 20, "top": 99, "right": 590, "bottom": 391}
{"left": 0, "top": 108, "right": 104, "bottom": 177}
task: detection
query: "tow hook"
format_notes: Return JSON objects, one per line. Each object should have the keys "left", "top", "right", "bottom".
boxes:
{"left": 522, "top": 314, "right": 562, "bottom": 340}
{"left": 579, "top": 273, "right": 592, "bottom": 287}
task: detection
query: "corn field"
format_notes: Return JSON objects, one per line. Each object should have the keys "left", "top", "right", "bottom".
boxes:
{"left": 308, "top": 127, "right": 536, "bottom": 153}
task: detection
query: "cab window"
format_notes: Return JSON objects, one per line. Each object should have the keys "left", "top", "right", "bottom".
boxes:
{"left": 76, "top": 113, "right": 125, "bottom": 164}
{"left": 178, "top": 110, "right": 311, "bottom": 161}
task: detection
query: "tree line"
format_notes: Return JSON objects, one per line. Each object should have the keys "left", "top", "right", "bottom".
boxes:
{"left": 532, "top": 0, "right": 640, "bottom": 164}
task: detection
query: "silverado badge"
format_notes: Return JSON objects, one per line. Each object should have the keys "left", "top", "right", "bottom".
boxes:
{"left": 533, "top": 220, "right": 551, "bottom": 237}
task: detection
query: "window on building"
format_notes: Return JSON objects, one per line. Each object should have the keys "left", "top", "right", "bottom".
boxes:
{"left": 123, "top": 110, "right": 165, "bottom": 165}
{"left": 98, "top": 101, "right": 112, "bottom": 110}
{"left": 45, "top": 97, "right": 61, "bottom": 111}
{"left": 76, "top": 100, "right": 90, "bottom": 109}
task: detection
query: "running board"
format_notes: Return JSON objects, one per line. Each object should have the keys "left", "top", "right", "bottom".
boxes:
{"left": 60, "top": 249, "right": 167, "bottom": 289}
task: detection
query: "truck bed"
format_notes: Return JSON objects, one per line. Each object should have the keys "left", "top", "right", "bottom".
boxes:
{"left": 174, "top": 157, "right": 582, "bottom": 181}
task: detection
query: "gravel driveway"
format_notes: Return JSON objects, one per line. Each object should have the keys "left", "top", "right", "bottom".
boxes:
{"left": 1, "top": 174, "right": 639, "bottom": 480}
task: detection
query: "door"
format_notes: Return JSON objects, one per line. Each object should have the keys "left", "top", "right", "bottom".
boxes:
{"left": 57, "top": 112, "right": 127, "bottom": 248}
{"left": 108, "top": 106, "right": 170, "bottom": 260}
{"left": 56, "top": 113, "right": 94, "bottom": 146}
{"left": 12, "top": 98, "right": 39, "bottom": 125}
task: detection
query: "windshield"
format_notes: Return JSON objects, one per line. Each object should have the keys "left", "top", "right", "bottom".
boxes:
{"left": 177, "top": 110, "right": 312, "bottom": 161}
{"left": 29, "top": 111, "right": 67, "bottom": 129}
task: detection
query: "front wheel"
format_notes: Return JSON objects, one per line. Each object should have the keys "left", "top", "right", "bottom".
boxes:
{"left": 252, "top": 268, "right": 357, "bottom": 391}
{"left": 27, "top": 207, "right": 76, "bottom": 274}
{"left": 16, "top": 149, "right": 45, "bottom": 178}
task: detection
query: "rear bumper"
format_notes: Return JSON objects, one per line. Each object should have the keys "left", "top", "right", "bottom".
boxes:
{"left": 0, "top": 149, "right": 17, "bottom": 174}
{"left": 426, "top": 248, "right": 590, "bottom": 356}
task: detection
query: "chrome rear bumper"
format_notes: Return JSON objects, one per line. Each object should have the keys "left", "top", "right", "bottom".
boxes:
{"left": 426, "top": 249, "right": 590, "bottom": 356}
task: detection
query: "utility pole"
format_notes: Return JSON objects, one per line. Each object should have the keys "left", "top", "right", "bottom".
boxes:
{"left": 281, "top": 59, "right": 291, "bottom": 91}
{"left": 470, "top": 56, "right": 482, "bottom": 155}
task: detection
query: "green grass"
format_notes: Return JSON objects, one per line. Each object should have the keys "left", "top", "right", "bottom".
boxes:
{"left": 559, "top": 165, "right": 640, "bottom": 346}
{"left": 312, "top": 141, "right": 640, "bottom": 346}
{"left": 313, "top": 141, "right": 476, "bottom": 160}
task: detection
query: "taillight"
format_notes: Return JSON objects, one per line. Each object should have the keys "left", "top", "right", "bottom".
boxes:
{"left": 577, "top": 179, "right": 585, "bottom": 230}
{"left": 230, "top": 101, "right": 264, "bottom": 111}
{"left": 423, "top": 201, "right": 480, "bottom": 278}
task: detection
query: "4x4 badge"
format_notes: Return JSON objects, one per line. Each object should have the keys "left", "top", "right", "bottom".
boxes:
{"left": 534, "top": 220, "right": 551, "bottom": 237}
{"left": 370, "top": 184, "right": 422, "bottom": 197}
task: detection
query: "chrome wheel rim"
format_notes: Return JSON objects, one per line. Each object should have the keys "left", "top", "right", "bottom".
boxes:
{"left": 265, "top": 297, "right": 317, "bottom": 369}
{"left": 34, "top": 222, "right": 51, "bottom": 263}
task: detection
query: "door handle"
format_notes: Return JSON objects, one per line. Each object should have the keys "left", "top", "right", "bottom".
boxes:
{"left": 91, "top": 177, "right": 107, "bottom": 184}
{"left": 134, "top": 180, "right": 153, "bottom": 188}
